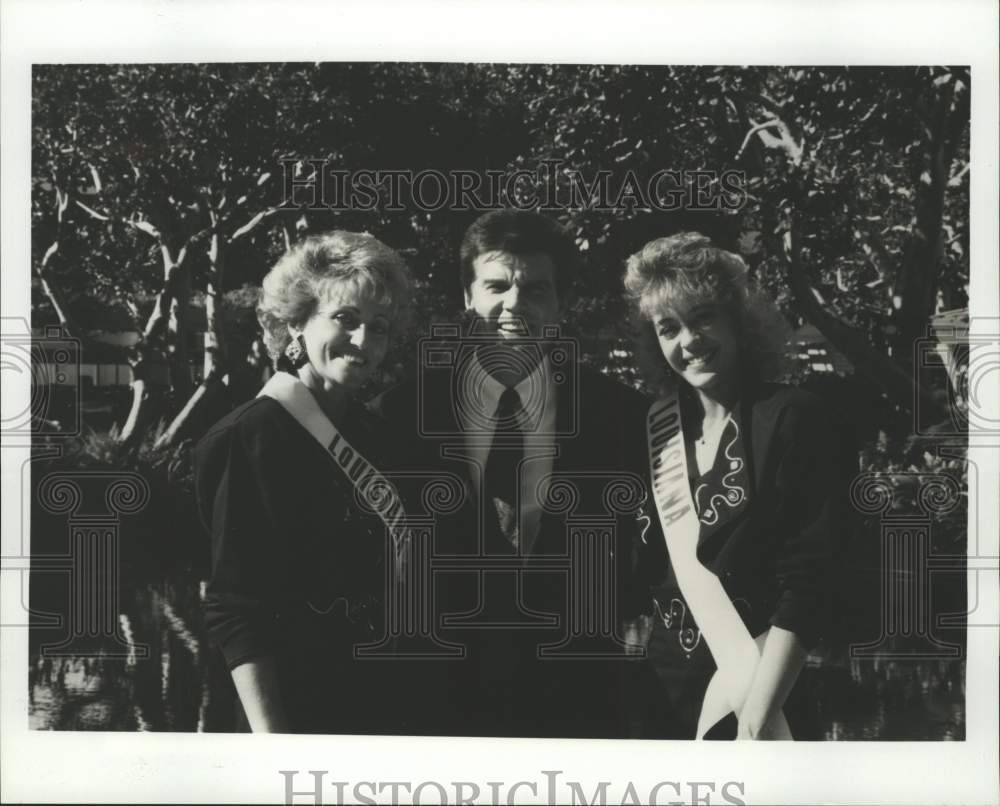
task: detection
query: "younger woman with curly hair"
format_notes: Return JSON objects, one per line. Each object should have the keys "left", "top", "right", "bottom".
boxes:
{"left": 625, "top": 232, "right": 842, "bottom": 740}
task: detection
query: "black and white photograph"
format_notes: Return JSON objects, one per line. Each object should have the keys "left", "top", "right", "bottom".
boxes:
{"left": 2, "top": 1, "right": 998, "bottom": 804}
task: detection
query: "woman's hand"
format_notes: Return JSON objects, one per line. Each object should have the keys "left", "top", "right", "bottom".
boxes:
{"left": 230, "top": 656, "right": 291, "bottom": 733}
{"left": 736, "top": 708, "right": 782, "bottom": 740}
{"left": 734, "top": 626, "right": 807, "bottom": 740}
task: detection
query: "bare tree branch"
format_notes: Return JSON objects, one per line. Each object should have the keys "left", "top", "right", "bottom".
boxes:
{"left": 33, "top": 183, "right": 80, "bottom": 337}
{"left": 74, "top": 199, "right": 110, "bottom": 221}
{"left": 947, "top": 162, "right": 969, "bottom": 187}
{"left": 735, "top": 119, "right": 785, "bottom": 161}
{"left": 750, "top": 116, "right": 804, "bottom": 165}
{"left": 87, "top": 162, "right": 102, "bottom": 192}
{"left": 229, "top": 206, "right": 279, "bottom": 243}
{"left": 783, "top": 226, "right": 943, "bottom": 418}
{"left": 127, "top": 217, "right": 162, "bottom": 240}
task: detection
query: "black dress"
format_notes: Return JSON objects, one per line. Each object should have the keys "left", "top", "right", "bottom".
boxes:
{"left": 636, "top": 383, "right": 844, "bottom": 739}
{"left": 195, "top": 392, "right": 403, "bottom": 734}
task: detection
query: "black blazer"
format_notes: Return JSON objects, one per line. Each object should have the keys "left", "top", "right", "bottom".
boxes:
{"left": 644, "top": 383, "right": 844, "bottom": 644}
{"left": 374, "top": 362, "right": 658, "bottom": 737}
{"left": 638, "top": 383, "right": 846, "bottom": 738}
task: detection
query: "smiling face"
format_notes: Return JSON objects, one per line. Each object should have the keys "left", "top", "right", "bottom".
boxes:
{"left": 464, "top": 250, "right": 562, "bottom": 346}
{"left": 654, "top": 301, "right": 741, "bottom": 397}
{"left": 289, "top": 283, "right": 392, "bottom": 392}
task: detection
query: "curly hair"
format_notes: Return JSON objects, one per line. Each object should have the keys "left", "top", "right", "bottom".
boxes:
{"left": 623, "top": 232, "right": 791, "bottom": 394}
{"left": 257, "top": 230, "right": 412, "bottom": 367}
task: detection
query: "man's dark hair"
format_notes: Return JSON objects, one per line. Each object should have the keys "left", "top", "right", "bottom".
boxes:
{"left": 459, "top": 210, "right": 580, "bottom": 296}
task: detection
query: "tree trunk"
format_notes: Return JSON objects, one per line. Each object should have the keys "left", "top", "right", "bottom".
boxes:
{"left": 143, "top": 244, "right": 181, "bottom": 339}
{"left": 117, "top": 371, "right": 159, "bottom": 450}
{"left": 118, "top": 377, "right": 146, "bottom": 446}
{"left": 118, "top": 243, "right": 189, "bottom": 447}
{"left": 783, "top": 229, "right": 944, "bottom": 419}
{"left": 34, "top": 188, "right": 81, "bottom": 337}
{"left": 153, "top": 373, "right": 227, "bottom": 450}
{"left": 893, "top": 78, "right": 969, "bottom": 366}
{"left": 732, "top": 82, "right": 955, "bottom": 422}
{"left": 118, "top": 354, "right": 165, "bottom": 449}
{"left": 35, "top": 259, "right": 79, "bottom": 337}
{"left": 203, "top": 230, "right": 226, "bottom": 379}
{"left": 153, "top": 196, "right": 288, "bottom": 449}
{"left": 167, "top": 254, "right": 193, "bottom": 399}
{"left": 156, "top": 231, "right": 228, "bottom": 450}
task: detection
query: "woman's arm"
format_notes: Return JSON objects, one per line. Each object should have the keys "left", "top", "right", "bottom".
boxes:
{"left": 735, "top": 391, "right": 843, "bottom": 738}
{"left": 196, "top": 408, "right": 293, "bottom": 731}
{"left": 737, "top": 625, "right": 807, "bottom": 739}
{"left": 230, "top": 656, "right": 291, "bottom": 733}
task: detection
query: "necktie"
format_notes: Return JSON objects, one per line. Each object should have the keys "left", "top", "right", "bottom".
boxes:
{"left": 485, "top": 386, "right": 525, "bottom": 548}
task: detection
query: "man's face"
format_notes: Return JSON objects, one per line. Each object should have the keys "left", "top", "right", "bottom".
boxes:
{"left": 464, "top": 250, "right": 562, "bottom": 350}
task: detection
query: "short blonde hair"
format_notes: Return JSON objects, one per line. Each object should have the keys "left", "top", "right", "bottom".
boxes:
{"left": 257, "top": 230, "right": 411, "bottom": 365}
{"left": 623, "top": 232, "right": 791, "bottom": 393}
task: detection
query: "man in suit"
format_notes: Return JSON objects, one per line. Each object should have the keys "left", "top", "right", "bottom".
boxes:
{"left": 375, "top": 211, "right": 657, "bottom": 738}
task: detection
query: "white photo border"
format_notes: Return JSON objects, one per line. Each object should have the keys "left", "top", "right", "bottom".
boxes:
{"left": 2, "top": 1, "right": 998, "bottom": 804}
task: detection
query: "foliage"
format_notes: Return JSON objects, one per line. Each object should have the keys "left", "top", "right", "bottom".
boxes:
{"left": 43, "top": 421, "right": 195, "bottom": 489}
{"left": 31, "top": 64, "right": 969, "bottom": 439}
{"left": 858, "top": 433, "right": 967, "bottom": 553}
{"left": 34, "top": 423, "right": 202, "bottom": 575}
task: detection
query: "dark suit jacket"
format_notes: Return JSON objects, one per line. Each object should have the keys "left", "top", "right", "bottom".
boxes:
{"left": 373, "top": 361, "right": 658, "bottom": 737}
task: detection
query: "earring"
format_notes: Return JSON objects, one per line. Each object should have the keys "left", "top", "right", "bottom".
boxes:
{"left": 284, "top": 334, "right": 307, "bottom": 368}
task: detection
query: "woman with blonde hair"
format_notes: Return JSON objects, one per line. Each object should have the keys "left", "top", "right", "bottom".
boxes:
{"left": 195, "top": 230, "right": 411, "bottom": 733}
{"left": 625, "top": 232, "right": 841, "bottom": 740}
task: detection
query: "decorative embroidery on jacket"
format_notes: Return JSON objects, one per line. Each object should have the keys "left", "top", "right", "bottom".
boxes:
{"left": 693, "top": 418, "right": 746, "bottom": 526}
{"left": 654, "top": 597, "right": 702, "bottom": 653}
{"left": 654, "top": 595, "right": 754, "bottom": 655}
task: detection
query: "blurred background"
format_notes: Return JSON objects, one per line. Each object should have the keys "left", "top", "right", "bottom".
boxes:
{"left": 26, "top": 64, "right": 969, "bottom": 737}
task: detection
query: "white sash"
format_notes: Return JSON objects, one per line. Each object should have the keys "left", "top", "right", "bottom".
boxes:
{"left": 258, "top": 373, "right": 409, "bottom": 567}
{"left": 646, "top": 391, "right": 791, "bottom": 739}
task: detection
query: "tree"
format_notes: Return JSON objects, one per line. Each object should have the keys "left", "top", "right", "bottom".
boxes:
{"left": 32, "top": 64, "right": 968, "bottom": 446}
{"left": 513, "top": 65, "right": 969, "bottom": 421}
{"left": 731, "top": 67, "right": 968, "bottom": 421}
{"left": 33, "top": 64, "right": 329, "bottom": 446}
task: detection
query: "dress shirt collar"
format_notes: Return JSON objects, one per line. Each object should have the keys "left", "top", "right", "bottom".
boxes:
{"left": 474, "top": 350, "right": 550, "bottom": 420}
